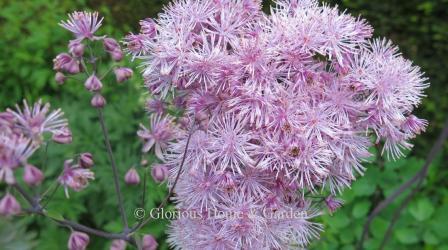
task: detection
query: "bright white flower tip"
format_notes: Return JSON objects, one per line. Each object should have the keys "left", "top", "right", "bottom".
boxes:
{"left": 60, "top": 11, "right": 103, "bottom": 40}
{"left": 7, "top": 100, "right": 68, "bottom": 145}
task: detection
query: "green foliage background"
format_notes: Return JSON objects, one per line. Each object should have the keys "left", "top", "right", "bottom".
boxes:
{"left": 0, "top": 0, "right": 447, "bottom": 249}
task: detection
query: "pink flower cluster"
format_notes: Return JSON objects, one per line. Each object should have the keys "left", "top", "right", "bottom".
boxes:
{"left": 54, "top": 11, "right": 133, "bottom": 108}
{"left": 130, "top": 0, "right": 429, "bottom": 248}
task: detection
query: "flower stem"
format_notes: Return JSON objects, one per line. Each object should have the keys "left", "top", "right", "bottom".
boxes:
{"left": 97, "top": 108, "right": 129, "bottom": 229}
{"left": 130, "top": 128, "right": 194, "bottom": 233}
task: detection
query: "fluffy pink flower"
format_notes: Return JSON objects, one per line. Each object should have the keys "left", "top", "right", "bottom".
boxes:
{"left": 7, "top": 100, "right": 68, "bottom": 144}
{"left": 132, "top": 0, "right": 429, "bottom": 248}
{"left": 60, "top": 11, "right": 103, "bottom": 40}
{"left": 137, "top": 114, "right": 177, "bottom": 159}
{"left": 59, "top": 159, "right": 95, "bottom": 198}
{"left": 0, "top": 134, "right": 36, "bottom": 184}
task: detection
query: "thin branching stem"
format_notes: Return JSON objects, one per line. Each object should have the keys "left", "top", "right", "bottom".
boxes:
{"left": 97, "top": 108, "right": 129, "bottom": 229}
{"left": 130, "top": 127, "right": 194, "bottom": 233}
{"left": 357, "top": 117, "right": 448, "bottom": 249}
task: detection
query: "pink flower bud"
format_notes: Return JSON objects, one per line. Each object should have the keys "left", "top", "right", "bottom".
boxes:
{"left": 55, "top": 72, "right": 66, "bottom": 85}
{"left": 324, "top": 196, "right": 343, "bottom": 214}
{"left": 103, "top": 38, "right": 120, "bottom": 52}
{"left": 110, "top": 49, "right": 123, "bottom": 61}
{"left": 114, "top": 67, "right": 133, "bottom": 83}
{"left": 52, "top": 127, "right": 73, "bottom": 144}
{"left": 124, "top": 168, "right": 140, "bottom": 185}
{"left": 140, "top": 18, "right": 157, "bottom": 38}
{"left": 0, "top": 193, "right": 21, "bottom": 216}
{"left": 142, "top": 234, "right": 158, "bottom": 250}
{"left": 53, "top": 53, "right": 80, "bottom": 74}
{"left": 68, "top": 231, "right": 90, "bottom": 250}
{"left": 84, "top": 74, "right": 103, "bottom": 92}
{"left": 110, "top": 239, "right": 126, "bottom": 250}
{"left": 69, "top": 40, "right": 85, "bottom": 57}
{"left": 151, "top": 164, "right": 168, "bottom": 183}
{"left": 91, "top": 94, "right": 106, "bottom": 108}
{"left": 79, "top": 153, "right": 94, "bottom": 168}
{"left": 23, "top": 164, "right": 44, "bottom": 186}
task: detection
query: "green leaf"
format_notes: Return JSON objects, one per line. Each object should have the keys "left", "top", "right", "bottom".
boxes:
{"left": 395, "top": 227, "right": 419, "bottom": 244}
{"left": 45, "top": 210, "right": 64, "bottom": 221}
{"left": 409, "top": 198, "right": 435, "bottom": 221}
{"left": 352, "top": 177, "right": 376, "bottom": 197}
{"left": 324, "top": 212, "right": 350, "bottom": 229}
{"left": 423, "top": 230, "right": 439, "bottom": 245}
{"left": 352, "top": 201, "right": 371, "bottom": 219}
{"left": 370, "top": 217, "right": 389, "bottom": 239}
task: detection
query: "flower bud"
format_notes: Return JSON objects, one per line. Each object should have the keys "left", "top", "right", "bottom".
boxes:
{"left": 103, "top": 38, "right": 120, "bottom": 52}
{"left": 151, "top": 164, "right": 168, "bottom": 183}
{"left": 53, "top": 53, "right": 80, "bottom": 74}
{"left": 0, "top": 193, "right": 21, "bottom": 216}
{"left": 91, "top": 94, "right": 106, "bottom": 108}
{"left": 55, "top": 72, "right": 66, "bottom": 85}
{"left": 324, "top": 196, "right": 343, "bottom": 214}
{"left": 110, "top": 49, "right": 123, "bottom": 61}
{"left": 79, "top": 153, "right": 94, "bottom": 168}
{"left": 84, "top": 74, "right": 103, "bottom": 92}
{"left": 124, "top": 167, "right": 140, "bottom": 185}
{"left": 68, "top": 231, "right": 90, "bottom": 250}
{"left": 110, "top": 239, "right": 126, "bottom": 250}
{"left": 140, "top": 18, "right": 157, "bottom": 38}
{"left": 23, "top": 164, "right": 44, "bottom": 186}
{"left": 69, "top": 40, "right": 85, "bottom": 57}
{"left": 142, "top": 234, "right": 158, "bottom": 250}
{"left": 114, "top": 67, "right": 133, "bottom": 83}
{"left": 52, "top": 127, "right": 73, "bottom": 144}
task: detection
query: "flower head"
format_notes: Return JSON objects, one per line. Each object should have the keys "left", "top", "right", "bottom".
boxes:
{"left": 137, "top": 114, "right": 177, "bottom": 159}
{"left": 7, "top": 100, "right": 68, "bottom": 144}
{"left": 59, "top": 159, "right": 95, "bottom": 198}
{"left": 60, "top": 11, "right": 103, "bottom": 40}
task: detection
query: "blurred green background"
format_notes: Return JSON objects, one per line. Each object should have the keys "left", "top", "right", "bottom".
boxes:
{"left": 0, "top": 0, "right": 447, "bottom": 249}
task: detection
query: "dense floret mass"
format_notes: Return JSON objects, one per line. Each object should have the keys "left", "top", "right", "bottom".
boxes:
{"left": 130, "top": 0, "right": 429, "bottom": 248}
